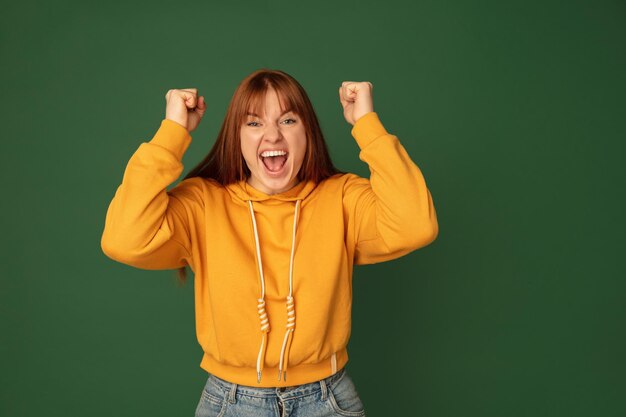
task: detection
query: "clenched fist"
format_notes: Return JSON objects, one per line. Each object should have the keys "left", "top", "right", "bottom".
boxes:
{"left": 165, "top": 88, "right": 207, "bottom": 133}
{"left": 338, "top": 81, "right": 374, "bottom": 126}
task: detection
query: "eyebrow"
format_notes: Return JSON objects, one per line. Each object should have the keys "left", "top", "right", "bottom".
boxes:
{"left": 246, "top": 109, "right": 294, "bottom": 118}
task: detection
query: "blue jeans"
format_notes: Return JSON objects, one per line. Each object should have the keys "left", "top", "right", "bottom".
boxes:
{"left": 195, "top": 366, "right": 366, "bottom": 417}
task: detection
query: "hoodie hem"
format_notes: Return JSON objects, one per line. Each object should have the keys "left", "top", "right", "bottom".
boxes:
{"left": 199, "top": 347, "right": 349, "bottom": 387}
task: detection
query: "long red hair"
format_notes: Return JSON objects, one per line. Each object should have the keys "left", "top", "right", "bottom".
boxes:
{"left": 176, "top": 68, "right": 344, "bottom": 285}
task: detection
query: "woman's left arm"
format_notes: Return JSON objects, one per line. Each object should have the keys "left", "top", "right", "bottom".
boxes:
{"left": 339, "top": 82, "right": 439, "bottom": 265}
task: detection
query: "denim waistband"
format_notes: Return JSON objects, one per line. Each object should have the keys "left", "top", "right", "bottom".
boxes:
{"left": 207, "top": 366, "right": 347, "bottom": 400}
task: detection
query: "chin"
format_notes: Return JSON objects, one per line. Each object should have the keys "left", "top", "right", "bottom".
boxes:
{"left": 265, "top": 177, "right": 298, "bottom": 194}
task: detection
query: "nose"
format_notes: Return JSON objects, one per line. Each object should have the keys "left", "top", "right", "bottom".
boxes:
{"left": 262, "top": 123, "right": 283, "bottom": 142}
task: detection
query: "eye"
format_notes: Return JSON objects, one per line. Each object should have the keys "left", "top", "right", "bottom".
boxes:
{"left": 246, "top": 118, "right": 296, "bottom": 127}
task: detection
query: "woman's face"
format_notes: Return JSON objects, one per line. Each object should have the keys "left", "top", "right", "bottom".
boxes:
{"left": 241, "top": 88, "right": 307, "bottom": 195}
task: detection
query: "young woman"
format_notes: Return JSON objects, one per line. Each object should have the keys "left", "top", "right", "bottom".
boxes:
{"left": 101, "top": 69, "right": 439, "bottom": 417}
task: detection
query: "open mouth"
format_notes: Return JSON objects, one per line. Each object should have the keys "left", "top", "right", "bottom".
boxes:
{"left": 260, "top": 152, "right": 289, "bottom": 173}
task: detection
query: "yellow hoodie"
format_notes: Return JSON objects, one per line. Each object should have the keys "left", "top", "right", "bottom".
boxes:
{"left": 101, "top": 111, "right": 438, "bottom": 387}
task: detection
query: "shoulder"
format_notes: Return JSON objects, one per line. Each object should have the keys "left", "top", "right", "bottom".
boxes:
{"left": 168, "top": 176, "right": 223, "bottom": 206}
{"left": 318, "top": 172, "right": 369, "bottom": 195}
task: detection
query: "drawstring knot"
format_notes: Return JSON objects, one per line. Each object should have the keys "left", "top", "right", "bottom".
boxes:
{"left": 278, "top": 294, "right": 296, "bottom": 381}
{"left": 256, "top": 297, "right": 270, "bottom": 383}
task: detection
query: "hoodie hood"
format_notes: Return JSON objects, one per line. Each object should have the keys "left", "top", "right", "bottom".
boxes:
{"left": 226, "top": 178, "right": 318, "bottom": 204}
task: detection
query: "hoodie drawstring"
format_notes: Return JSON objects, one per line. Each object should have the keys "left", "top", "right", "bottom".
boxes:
{"left": 248, "top": 199, "right": 301, "bottom": 384}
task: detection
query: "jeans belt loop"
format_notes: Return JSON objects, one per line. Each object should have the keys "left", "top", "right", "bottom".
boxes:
{"left": 228, "top": 382, "right": 237, "bottom": 404}
{"left": 319, "top": 378, "right": 328, "bottom": 401}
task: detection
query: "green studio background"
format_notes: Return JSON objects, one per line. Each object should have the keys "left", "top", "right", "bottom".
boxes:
{"left": 1, "top": 0, "right": 624, "bottom": 416}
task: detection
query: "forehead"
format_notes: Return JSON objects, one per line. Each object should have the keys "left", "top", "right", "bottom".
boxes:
{"left": 246, "top": 88, "right": 294, "bottom": 117}
{"left": 246, "top": 108, "right": 294, "bottom": 118}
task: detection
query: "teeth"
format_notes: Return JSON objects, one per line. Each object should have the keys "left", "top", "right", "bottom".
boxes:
{"left": 260, "top": 150, "right": 287, "bottom": 157}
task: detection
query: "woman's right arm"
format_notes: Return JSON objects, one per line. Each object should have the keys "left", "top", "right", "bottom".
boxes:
{"left": 101, "top": 89, "right": 207, "bottom": 270}
{"left": 100, "top": 118, "right": 204, "bottom": 270}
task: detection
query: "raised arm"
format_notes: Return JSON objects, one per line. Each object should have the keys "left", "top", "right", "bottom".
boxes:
{"left": 338, "top": 82, "right": 438, "bottom": 265}
{"left": 100, "top": 119, "right": 204, "bottom": 270}
{"left": 101, "top": 88, "right": 207, "bottom": 270}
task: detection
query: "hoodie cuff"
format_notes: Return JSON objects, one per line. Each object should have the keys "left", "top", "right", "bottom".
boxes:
{"left": 149, "top": 119, "right": 192, "bottom": 160}
{"left": 350, "top": 112, "right": 390, "bottom": 149}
